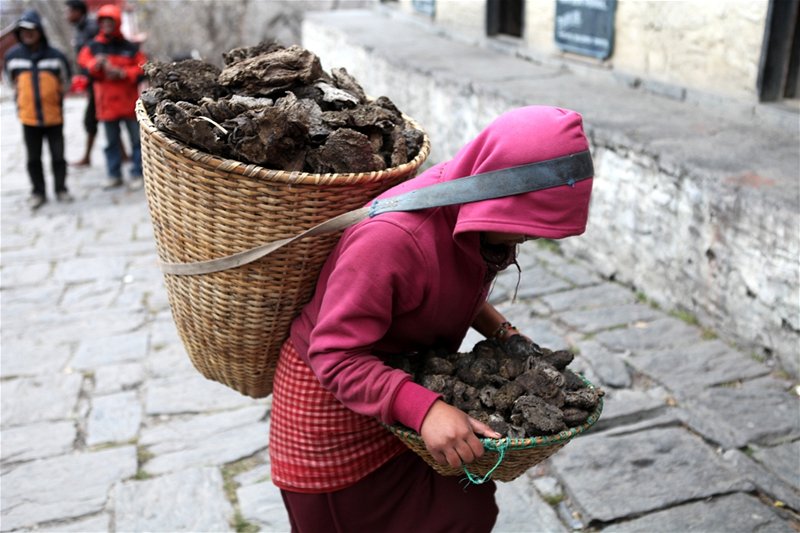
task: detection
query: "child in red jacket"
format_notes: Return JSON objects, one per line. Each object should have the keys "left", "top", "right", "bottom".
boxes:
{"left": 77, "top": 4, "right": 145, "bottom": 190}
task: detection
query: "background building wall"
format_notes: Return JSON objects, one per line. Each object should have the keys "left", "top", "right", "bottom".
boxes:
{"left": 426, "top": 0, "right": 770, "bottom": 102}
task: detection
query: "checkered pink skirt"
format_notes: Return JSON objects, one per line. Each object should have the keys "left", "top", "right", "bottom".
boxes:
{"left": 269, "top": 338, "right": 407, "bottom": 493}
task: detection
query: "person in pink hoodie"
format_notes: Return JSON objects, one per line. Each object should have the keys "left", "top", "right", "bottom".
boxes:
{"left": 270, "top": 105, "right": 594, "bottom": 532}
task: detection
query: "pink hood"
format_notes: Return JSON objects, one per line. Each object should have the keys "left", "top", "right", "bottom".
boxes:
{"left": 378, "top": 105, "right": 593, "bottom": 240}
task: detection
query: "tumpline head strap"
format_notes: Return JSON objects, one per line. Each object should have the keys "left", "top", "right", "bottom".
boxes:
{"left": 159, "top": 150, "right": 593, "bottom": 276}
{"left": 368, "top": 149, "right": 593, "bottom": 218}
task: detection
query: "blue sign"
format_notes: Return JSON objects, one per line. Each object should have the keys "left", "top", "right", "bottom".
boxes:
{"left": 554, "top": 0, "right": 616, "bottom": 60}
{"left": 412, "top": 0, "right": 435, "bottom": 17}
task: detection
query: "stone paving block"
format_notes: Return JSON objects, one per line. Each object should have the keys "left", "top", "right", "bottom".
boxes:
{"left": 1, "top": 373, "right": 83, "bottom": 427}
{"left": 234, "top": 455, "right": 270, "bottom": 487}
{"left": 0, "top": 283, "right": 63, "bottom": 308}
{"left": 86, "top": 390, "right": 142, "bottom": 446}
{"left": 540, "top": 283, "right": 636, "bottom": 313}
{"left": 0, "top": 445, "right": 137, "bottom": 531}
{"left": 34, "top": 227, "right": 86, "bottom": 252}
{"left": 53, "top": 256, "right": 128, "bottom": 283}
{"left": 60, "top": 279, "right": 121, "bottom": 311}
{"left": 508, "top": 265, "right": 573, "bottom": 298}
{"left": 631, "top": 339, "right": 771, "bottom": 394}
{"left": 722, "top": 449, "right": 800, "bottom": 512}
{"left": 144, "top": 419, "right": 269, "bottom": 475}
{"left": 547, "top": 261, "right": 602, "bottom": 288}
{"left": 146, "top": 344, "right": 198, "bottom": 377}
{"left": 0, "top": 261, "right": 51, "bottom": 288}
{"left": 573, "top": 340, "right": 632, "bottom": 389}
{"left": 134, "top": 221, "right": 156, "bottom": 242}
{"left": 237, "top": 480, "right": 292, "bottom": 532}
{"left": 517, "top": 244, "right": 565, "bottom": 270}
{"left": 549, "top": 427, "right": 752, "bottom": 524}
{"left": 144, "top": 373, "right": 261, "bottom": 415}
{"left": 70, "top": 331, "right": 149, "bottom": 370}
{"left": 0, "top": 243, "right": 80, "bottom": 263}
{"left": 603, "top": 492, "right": 794, "bottom": 533}
{"left": 94, "top": 362, "right": 145, "bottom": 394}
{"left": 752, "top": 441, "right": 800, "bottom": 489}
{"left": 591, "top": 388, "right": 670, "bottom": 432}
{"left": 681, "top": 376, "right": 800, "bottom": 449}
{"left": 38, "top": 513, "right": 110, "bottom": 532}
{"left": 80, "top": 240, "right": 161, "bottom": 258}
{"left": 0, "top": 231, "right": 34, "bottom": 251}
{"left": 494, "top": 474, "right": 567, "bottom": 533}
{"left": 114, "top": 467, "right": 233, "bottom": 532}
{"left": 1, "top": 421, "right": 76, "bottom": 463}
{"left": 558, "top": 303, "right": 664, "bottom": 334}
{"left": 14, "top": 308, "right": 147, "bottom": 347}
{"left": 140, "top": 405, "right": 268, "bottom": 474}
{"left": 594, "top": 316, "right": 704, "bottom": 353}
{"left": 24, "top": 213, "right": 79, "bottom": 237}
{"left": 148, "top": 318, "right": 183, "bottom": 349}
{"left": 141, "top": 405, "right": 267, "bottom": 448}
{"left": 0, "top": 337, "right": 72, "bottom": 377}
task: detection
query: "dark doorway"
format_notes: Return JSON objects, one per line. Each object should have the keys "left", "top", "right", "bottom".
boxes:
{"left": 487, "top": 0, "right": 524, "bottom": 38}
{"left": 758, "top": 0, "right": 800, "bottom": 102}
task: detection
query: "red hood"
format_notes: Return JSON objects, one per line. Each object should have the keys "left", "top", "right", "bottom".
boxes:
{"left": 96, "top": 4, "right": 124, "bottom": 40}
{"left": 380, "top": 106, "right": 594, "bottom": 240}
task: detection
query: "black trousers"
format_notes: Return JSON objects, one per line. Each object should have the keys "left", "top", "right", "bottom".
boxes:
{"left": 23, "top": 124, "right": 67, "bottom": 197}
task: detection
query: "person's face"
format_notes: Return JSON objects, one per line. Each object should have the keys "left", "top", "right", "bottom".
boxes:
{"left": 98, "top": 17, "right": 116, "bottom": 35}
{"left": 19, "top": 28, "right": 41, "bottom": 46}
{"left": 66, "top": 7, "right": 83, "bottom": 24}
{"left": 482, "top": 232, "right": 539, "bottom": 246}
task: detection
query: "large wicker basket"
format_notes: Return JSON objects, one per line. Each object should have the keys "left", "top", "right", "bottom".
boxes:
{"left": 136, "top": 100, "right": 430, "bottom": 398}
{"left": 387, "top": 377, "right": 603, "bottom": 483}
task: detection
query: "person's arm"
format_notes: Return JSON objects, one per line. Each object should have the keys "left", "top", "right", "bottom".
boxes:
{"left": 306, "top": 221, "right": 438, "bottom": 427}
{"left": 77, "top": 44, "right": 104, "bottom": 80}
{"left": 471, "top": 301, "right": 521, "bottom": 342}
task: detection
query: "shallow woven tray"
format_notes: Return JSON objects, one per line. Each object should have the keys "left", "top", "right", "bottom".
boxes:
{"left": 137, "top": 99, "right": 430, "bottom": 398}
{"left": 387, "top": 377, "right": 603, "bottom": 483}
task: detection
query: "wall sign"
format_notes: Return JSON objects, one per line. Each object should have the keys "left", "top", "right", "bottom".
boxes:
{"left": 412, "top": 0, "right": 435, "bottom": 17}
{"left": 554, "top": 0, "right": 616, "bottom": 60}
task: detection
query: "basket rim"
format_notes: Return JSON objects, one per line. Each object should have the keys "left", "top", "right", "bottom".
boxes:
{"left": 135, "top": 99, "right": 431, "bottom": 186}
{"left": 388, "top": 374, "right": 604, "bottom": 450}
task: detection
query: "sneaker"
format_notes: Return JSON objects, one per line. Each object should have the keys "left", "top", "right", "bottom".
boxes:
{"left": 56, "top": 191, "right": 75, "bottom": 203}
{"left": 27, "top": 194, "right": 46, "bottom": 210}
{"left": 103, "top": 178, "right": 124, "bottom": 190}
{"left": 127, "top": 177, "right": 144, "bottom": 191}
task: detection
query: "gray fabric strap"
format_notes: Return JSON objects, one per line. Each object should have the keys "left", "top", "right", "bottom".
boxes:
{"left": 159, "top": 150, "right": 593, "bottom": 276}
{"left": 368, "top": 150, "right": 593, "bottom": 217}
{"left": 160, "top": 207, "right": 371, "bottom": 275}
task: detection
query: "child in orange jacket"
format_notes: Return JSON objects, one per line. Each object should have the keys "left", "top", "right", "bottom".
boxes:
{"left": 4, "top": 9, "right": 73, "bottom": 209}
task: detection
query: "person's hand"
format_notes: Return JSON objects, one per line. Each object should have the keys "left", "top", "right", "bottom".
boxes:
{"left": 419, "top": 400, "right": 501, "bottom": 468}
{"left": 106, "top": 66, "right": 125, "bottom": 80}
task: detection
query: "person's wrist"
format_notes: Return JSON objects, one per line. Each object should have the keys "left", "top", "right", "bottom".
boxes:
{"left": 492, "top": 321, "right": 518, "bottom": 342}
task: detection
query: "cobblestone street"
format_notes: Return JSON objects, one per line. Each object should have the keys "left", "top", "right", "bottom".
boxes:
{"left": 1, "top": 96, "right": 798, "bottom": 532}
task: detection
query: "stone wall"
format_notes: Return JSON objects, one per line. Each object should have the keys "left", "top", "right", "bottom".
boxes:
{"left": 302, "top": 10, "right": 799, "bottom": 376}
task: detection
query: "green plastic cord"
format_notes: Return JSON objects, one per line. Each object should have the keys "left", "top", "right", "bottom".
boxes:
{"left": 462, "top": 439, "right": 510, "bottom": 484}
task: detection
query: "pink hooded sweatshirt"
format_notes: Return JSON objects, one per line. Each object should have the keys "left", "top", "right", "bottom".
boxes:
{"left": 289, "top": 105, "right": 593, "bottom": 433}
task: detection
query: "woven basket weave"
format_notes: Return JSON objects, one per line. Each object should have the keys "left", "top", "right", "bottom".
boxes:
{"left": 387, "top": 377, "right": 603, "bottom": 483}
{"left": 136, "top": 100, "right": 430, "bottom": 398}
